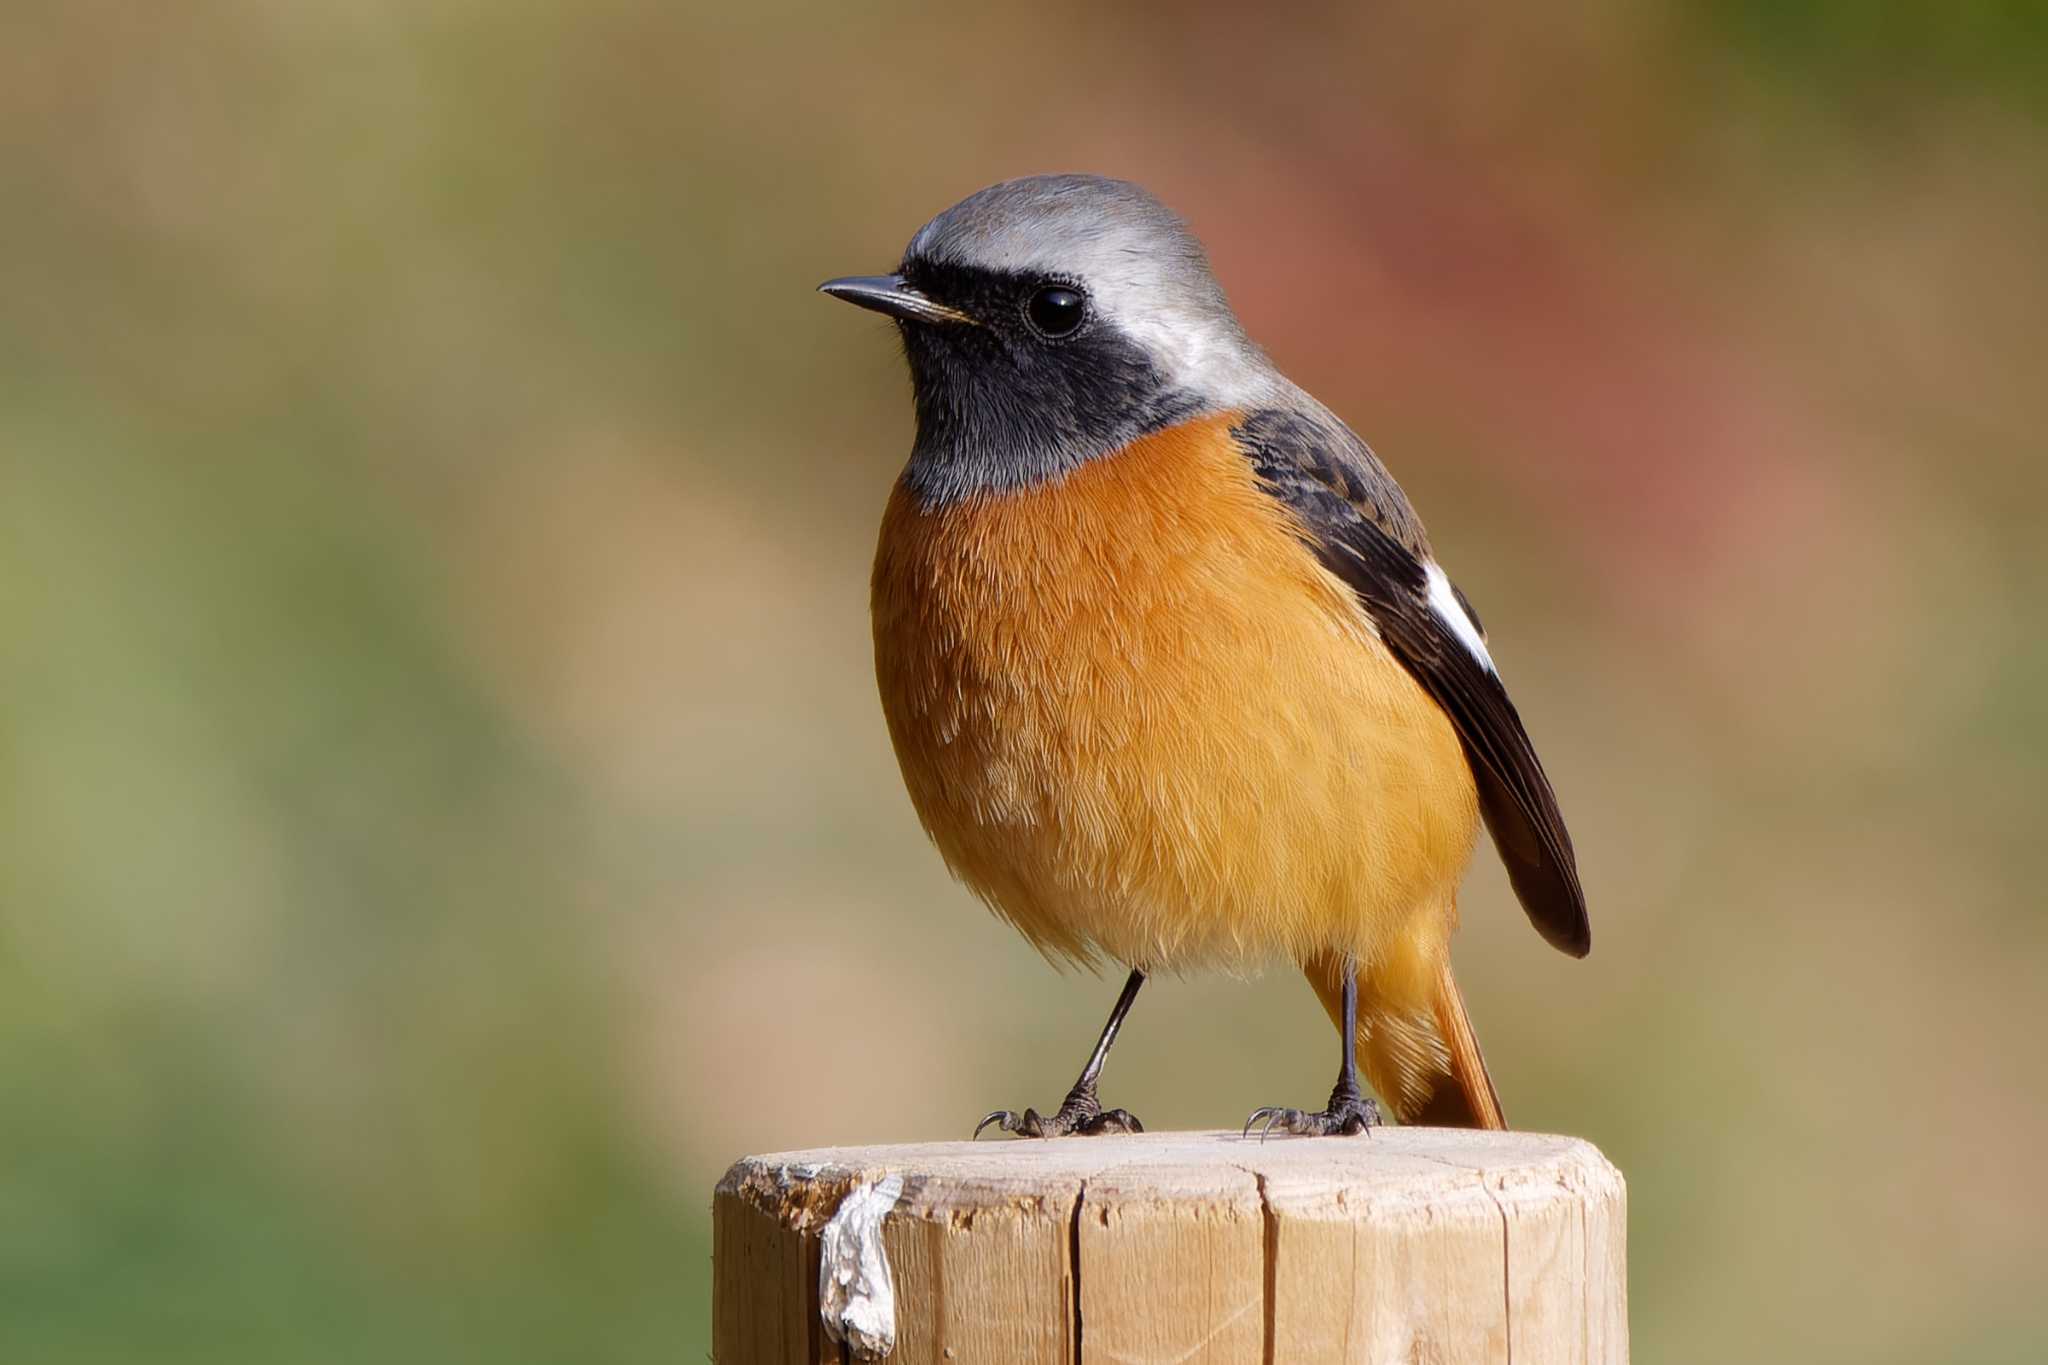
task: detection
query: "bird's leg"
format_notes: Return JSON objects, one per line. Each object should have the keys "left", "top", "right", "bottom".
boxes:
{"left": 1243, "top": 957, "right": 1382, "bottom": 1139}
{"left": 975, "top": 969, "right": 1147, "bottom": 1138}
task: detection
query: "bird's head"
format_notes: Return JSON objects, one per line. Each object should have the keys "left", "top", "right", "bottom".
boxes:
{"left": 821, "top": 174, "right": 1279, "bottom": 505}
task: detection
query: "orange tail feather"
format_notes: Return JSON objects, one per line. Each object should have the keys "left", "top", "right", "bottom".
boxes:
{"left": 1305, "top": 954, "right": 1506, "bottom": 1130}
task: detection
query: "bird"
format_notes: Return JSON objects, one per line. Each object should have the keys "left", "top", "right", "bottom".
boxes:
{"left": 820, "top": 174, "right": 1588, "bottom": 1137}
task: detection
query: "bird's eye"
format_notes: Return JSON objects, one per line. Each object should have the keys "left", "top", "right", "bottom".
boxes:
{"left": 1026, "top": 285, "right": 1086, "bottom": 337}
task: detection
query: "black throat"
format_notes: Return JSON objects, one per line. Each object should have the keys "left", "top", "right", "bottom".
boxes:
{"left": 895, "top": 259, "right": 1204, "bottom": 507}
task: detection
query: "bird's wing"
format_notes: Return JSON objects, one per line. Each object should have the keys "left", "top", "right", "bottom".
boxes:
{"left": 1232, "top": 407, "right": 1590, "bottom": 957}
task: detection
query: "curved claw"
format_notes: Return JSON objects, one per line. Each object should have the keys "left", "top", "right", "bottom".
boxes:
{"left": 974, "top": 1109, "right": 1020, "bottom": 1140}
{"left": 1241, "top": 1106, "right": 1286, "bottom": 1142}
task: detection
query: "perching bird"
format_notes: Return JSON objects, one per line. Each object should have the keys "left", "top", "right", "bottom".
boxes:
{"left": 822, "top": 174, "right": 1588, "bottom": 1137}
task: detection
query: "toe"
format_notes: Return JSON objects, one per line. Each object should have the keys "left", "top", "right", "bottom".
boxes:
{"left": 1269, "top": 1108, "right": 1318, "bottom": 1138}
{"left": 1243, "top": 1106, "right": 1317, "bottom": 1141}
{"left": 1336, "top": 1098, "right": 1382, "bottom": 1135}
{"left": 1240, "top": 1103, "right": 1384, "bottom": 1139}
{"left": 1082, "top": 1108, "right": 1143, "bottom": 1135}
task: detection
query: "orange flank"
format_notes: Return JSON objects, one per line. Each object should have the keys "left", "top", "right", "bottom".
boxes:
{"left": 872, "top": 413, "right": 1493, "bottom": 1122}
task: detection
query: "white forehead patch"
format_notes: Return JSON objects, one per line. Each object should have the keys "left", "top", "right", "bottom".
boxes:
{"left": 1425, "top": 561, "right": 1495, "bottom": 674}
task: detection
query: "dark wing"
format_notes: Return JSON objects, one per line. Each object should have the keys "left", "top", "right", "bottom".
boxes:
{"left": 1233, "top": 408, "right": 1590, "bottom": 958}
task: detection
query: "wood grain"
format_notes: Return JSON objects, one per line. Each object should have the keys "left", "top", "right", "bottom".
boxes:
{"left": 713, "top": 1129, "right": 1626, "bottom": 1364}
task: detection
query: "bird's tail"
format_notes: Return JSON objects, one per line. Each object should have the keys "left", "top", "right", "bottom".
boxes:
{"left": 1304, "top": 952, "right": 1506, "bottom": 1130}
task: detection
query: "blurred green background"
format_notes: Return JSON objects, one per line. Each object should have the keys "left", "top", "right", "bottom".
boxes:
{"left": 4, "top": 1, "right": 2045, "bottom": 1360}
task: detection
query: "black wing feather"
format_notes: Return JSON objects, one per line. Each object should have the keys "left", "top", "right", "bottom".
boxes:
{"left": 1234, "top": 409, "right": 1590, "bottom": 958}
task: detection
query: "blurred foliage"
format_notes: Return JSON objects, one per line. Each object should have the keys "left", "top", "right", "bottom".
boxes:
{"left": 2, "top": 0, "right": 2045, "bottom": 1361}
{"left": 1693, "top": 0, "right": 2048, "bottom": 113}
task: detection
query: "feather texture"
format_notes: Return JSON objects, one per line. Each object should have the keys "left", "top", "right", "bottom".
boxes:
{"left": 871, "top": 412, "right": 1480, "bottom": 973}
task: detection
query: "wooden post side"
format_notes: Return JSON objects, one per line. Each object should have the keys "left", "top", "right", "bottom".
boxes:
{"left": 1263, "top": 1152, "right": 1511, "bottom": 1358}
{"left": 883, "top": 1179, "right": 1081, "bottom": 1364}
{"left": 713, "top": 1163, "right": 856, "bottom": 1364}
{"left": 712, "top": 1130, "right": 1626, "bottom": 1365}
{"left": 1490, "top": 1139, "right": 1630, "bottom": 1363}
{"left": 1075, "top": 1162, "right": 1266, "bottom": 1364}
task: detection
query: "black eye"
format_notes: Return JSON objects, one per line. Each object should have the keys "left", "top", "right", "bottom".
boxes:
{"left": 1026, "top": 285, "right": 1086, "bottom": 337}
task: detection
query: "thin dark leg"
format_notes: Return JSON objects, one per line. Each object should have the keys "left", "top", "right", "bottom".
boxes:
{"left": 1242, "top": 957, "right": 1381, "bottom": 1140}
{"left": 1075, "top": 967, "right": 1145, "bottom": 1094}
{"left": 975, "top": 969, "right": 1148, "bottom": 1139}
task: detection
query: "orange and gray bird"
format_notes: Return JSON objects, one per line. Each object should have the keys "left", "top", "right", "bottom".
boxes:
{"left": 821, "top": 174, "right": 1589, "bottom": 1137}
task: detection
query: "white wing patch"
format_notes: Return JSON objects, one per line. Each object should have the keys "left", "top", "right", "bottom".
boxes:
{"left": 1425, "top": 561, "right": 1495, "bottom": 674}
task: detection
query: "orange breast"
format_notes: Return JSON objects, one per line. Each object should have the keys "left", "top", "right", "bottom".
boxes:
{"left": 870, "top": 413, "right": 1479, "bottom": 971}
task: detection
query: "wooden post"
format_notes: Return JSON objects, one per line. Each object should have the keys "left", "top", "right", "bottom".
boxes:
{"left": 713, "top": 1128, "right": 1625, "bottom": 1364}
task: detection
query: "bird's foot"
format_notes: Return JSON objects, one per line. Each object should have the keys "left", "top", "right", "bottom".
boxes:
{"left": 1242, "top": 1081, "right": 1381, "bottom": 1140}
{"left": 974, "top": 1083, "right": 1144, "bottom": 1139}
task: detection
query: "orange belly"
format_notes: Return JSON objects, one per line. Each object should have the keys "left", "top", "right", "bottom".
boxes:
{"left": 870, "top": 414, "right": 1480, "bottom": 972}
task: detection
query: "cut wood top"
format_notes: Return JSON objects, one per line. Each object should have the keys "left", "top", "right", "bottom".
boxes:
{"left": 720, "top": 1126, "right": 1616, "bottom": 1208}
